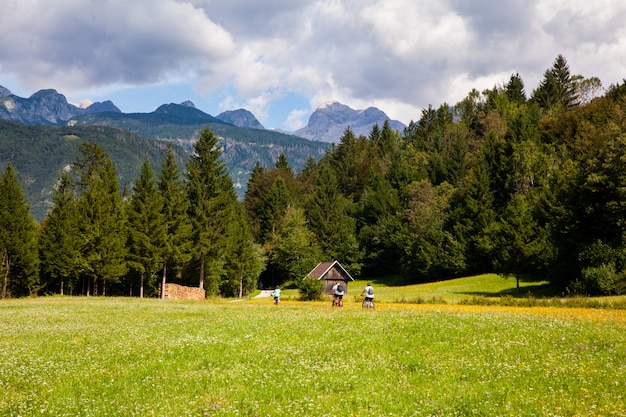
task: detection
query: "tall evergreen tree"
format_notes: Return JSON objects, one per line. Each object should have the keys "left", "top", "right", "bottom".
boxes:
{"left": 243, "top": 162, "right": 268, "bottom": 241}
{"left": 532, "top": 54, "right": 578, "bottom": 112}
{"left": 356, "top": 172, "right": 402, "bottom": 275}
{"left": 489, "top": 195, "right": 555, "bottom": 291}
{"left": 271, "top": 206, "right": 321, "bottom": 281}
{"left": 0, "top": 163, "right": 39, "bottom": 297}
{"left": 330, "top": 127, "right": 377, "bottom": 201}
{"left": 505, "top": 72, "right": 527, "bottom": 105}
{"left": 224, "top": 203, "right": 266, "bottom": 297}
{"left": 398, "top": 181, "right": 465, "bottom": 280}
{"left": 158, "top": 145, "right": 192, "bottom": 298}
{"left": 186, "top": 127, "right": 238, "bottom": 295}
{"left": 73, "top": 142, "right": 127, "bottom": 296}
{"left": 260, "top": 177, "right": 292, "bottom": 243}
{"left": 450, "top": 158, "right": 497, "bottom": 273}
{"left": 39, "top": 172, "right": 80, "bottom": 295}
{"left": 306, "top": 163, "right": 362, "bottom": 274}
{"left": 127, "top": 160, "right": 165, "bottom": 297}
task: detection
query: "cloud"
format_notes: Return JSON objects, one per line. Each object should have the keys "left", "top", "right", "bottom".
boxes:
{"left": 284, "top": 109, "right": 310, "bottom": 131}
{"left": 2, "top": 0, "right": 626, "bottom": 129}
{"left": 0, "top": 0, "right": 235, "bottom": 94}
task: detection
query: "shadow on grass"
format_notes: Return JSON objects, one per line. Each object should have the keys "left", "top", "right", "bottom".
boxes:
{"left": 458, "top": 282, "right": 561, "bottom": 299}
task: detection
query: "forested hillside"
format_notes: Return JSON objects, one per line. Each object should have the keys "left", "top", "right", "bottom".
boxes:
{"left": 0, "top": 121, "right": 186, "bottom": 220}
{"left": 70, "top": 103, "right": 330, "bottom": 190}
{"left": 245, "top": 55, "right": 624, "bottom": 295}
{"left": 2, "top": 55, "right": 625, "bottom": 299}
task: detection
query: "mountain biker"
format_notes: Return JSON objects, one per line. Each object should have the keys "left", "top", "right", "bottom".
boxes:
{"left": 331, "top": 282, "right": 345, "bottom": 307}
{"left": 273, "top": 285, "right": 281, "bottom": 305}
{"left": 360, "top": 283, "right": 374, "bottom": 306}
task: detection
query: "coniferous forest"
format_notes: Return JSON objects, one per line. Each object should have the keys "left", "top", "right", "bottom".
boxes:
{"left": 2, "top": 55, "right": 626, "bottom": 298}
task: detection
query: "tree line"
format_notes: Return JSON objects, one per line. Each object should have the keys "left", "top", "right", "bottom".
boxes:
{"left": 2, "top": 55, "right": 625, "bottom": 298}
{"left": 1, "top": 128, "right": 264, "bottom": 298}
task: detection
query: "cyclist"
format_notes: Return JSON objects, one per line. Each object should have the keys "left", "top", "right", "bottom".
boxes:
{"left": 273, "top": 285, "right": 281, "bottom": 305}
{"left": 360, "top": 283, "right": 374, "bottom": 308}
{"left": 331, "top": 282, "right": 345, "bottom": 307}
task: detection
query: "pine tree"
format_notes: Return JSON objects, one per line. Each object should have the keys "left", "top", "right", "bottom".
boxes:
{"left": 260, "top": 177, "right": 292, "bottom": 242}
{"left": 224, "top": 203, "right": 266, "bottom": 297}
{"left": 450, "top": 158, "right": 497, "bottom": 273}
{"left": 158, "top": 145, "right": 192, "bottom": 298}
{"left": 330, "top": 127, "right": 377, "bottom": 201}
{"left": 306, "top": 163, "right": 362, "bottom": 274}
{"left": 39, "top": 172, "right": 80, "bottom": 295}
{"left": 532, "top": 54, "right": 578, "bottom": 112}
{"left": 243, "top": 162, "right": 267, "bottom": 241}
{"left": 186, "top": 127, "right": 239, "bottom": 295}
{"left": 127, "top": 160, "right": 166, "bottom": 297}
{"left": 0, "top": 163, "right": 39, "bottom": 297}
{"left": 505, "top": 72, "right": 527, "bottom": 105}
{"left": 73, "top": 142, "right": 127, "bottom": 296}
{"left": 490, "top": 195, "right": 555, "bottom": 291}
{"left": 271, "top": 206, "right": 321, "bottom": 281}
{"left": 399, "top": 181, "right": 465, "bottom": 280}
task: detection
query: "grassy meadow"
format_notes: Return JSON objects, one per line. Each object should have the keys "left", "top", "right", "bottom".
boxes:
{"left": 1, "top": 276, "right": 626, "bottom": 416}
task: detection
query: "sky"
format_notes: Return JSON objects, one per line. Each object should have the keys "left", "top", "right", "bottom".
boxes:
{"left": 1, "top": 0, "right": 626, "bottom": 131}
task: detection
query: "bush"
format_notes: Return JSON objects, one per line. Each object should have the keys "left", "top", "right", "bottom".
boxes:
{"left": 569, "top": 263, "right": 619, "bottom": 296}
{"left": 297, "top": 279, "right": 325, "bottom": 301}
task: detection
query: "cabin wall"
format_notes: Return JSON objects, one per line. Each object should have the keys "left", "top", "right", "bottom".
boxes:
{"left": 324, "top": 266, "right": 349, "bottom": 295}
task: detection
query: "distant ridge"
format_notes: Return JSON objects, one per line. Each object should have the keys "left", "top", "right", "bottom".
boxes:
{"left": 0, "top": 86, "right": 120, "bottom": 125}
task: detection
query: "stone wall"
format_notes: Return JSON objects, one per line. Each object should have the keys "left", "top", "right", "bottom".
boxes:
{"left": 162, "top": 283, "right": 205, "bottom": 301}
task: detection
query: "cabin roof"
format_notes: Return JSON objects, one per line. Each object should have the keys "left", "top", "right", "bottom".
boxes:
{"left": 307, "top": 260, "right": 354, "bottom": 281}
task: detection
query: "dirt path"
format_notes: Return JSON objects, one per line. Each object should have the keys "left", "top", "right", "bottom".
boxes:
{"left": 254, "top": 290, "right": 274, "bottom": 298}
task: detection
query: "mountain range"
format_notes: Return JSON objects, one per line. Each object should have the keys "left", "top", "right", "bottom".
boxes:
{"left": 0, "top": 85, "right": 406, "bottom": 220}
{"left": 0, "top": 86, "right": 406, "bottom": 142}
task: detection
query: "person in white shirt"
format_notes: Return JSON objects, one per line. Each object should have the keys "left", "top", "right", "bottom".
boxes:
{"left": 331, "top": 282, "right": 345, "bottom": 307}
{"left": 360, "top": 283, "right": 374, "bottom": 307}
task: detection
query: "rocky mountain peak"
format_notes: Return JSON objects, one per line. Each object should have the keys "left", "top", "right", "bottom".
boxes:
{"left": 0, "top": 88, "right": 121, "bottom": 125}
{"left": 0, "top": 85, "right": 11, "bottom": 98}
{"left": 216, "top": 109, "right": 265, "bottom": 130}
{"left": 295, "top": 101, "right": 406, "bottom": 142}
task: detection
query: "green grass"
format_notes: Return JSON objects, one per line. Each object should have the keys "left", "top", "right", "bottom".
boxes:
{"left": 348, "top": 273, "right": 556, "bottom": 303}
{"left": 277, "top": 274, "right": 555, "bottom": 303}
{"left": 280, "top": 274, "right": 626, "bottom": 308}
{"left": 1, "top": 297, "right": 625, "bottom": 416}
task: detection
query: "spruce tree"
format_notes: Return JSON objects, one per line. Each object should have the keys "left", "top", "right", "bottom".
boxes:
{"left": 186, "top": 127, "right": 238, "bottom": 295}
{"left": 158, "top": 145, "right": 192, "bottom": 298}
{"left": 127, "top": 159, "right": 165, "bottom": 297}
{"left": 224, "top": 203, "right": 265, "bottom": 297}
{"left": 0, "top": 163, "right": 39, "bottom": 297}
{"left": 260, "top": 177, "right": 292, "bottom": 242}
{"left": 490, "top": 195, "right": 555, "bottom": 291}
{"left": 39, "top": 172, "right": 80, "bottom": 295}
{"left": 532, "top": 54, "right": 578, "bottom": 111}
{"left": 306, "top": 163, "right": 362, "bottom": 274}
{"left": 505, "top": 72, "right": 527, "bottom": 105}
{"left": 73, "top": 142, "right": 127, "bottom": 295}
{"left": 271, "top": 206, "right": 321, "bottom": 281}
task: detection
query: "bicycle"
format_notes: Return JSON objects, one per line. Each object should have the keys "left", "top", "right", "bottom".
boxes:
{"left": 362, "top": 297, "right": 375, "bottom": 309}
{"left": 332, "top": 295, "right": 343, "bottom": 307}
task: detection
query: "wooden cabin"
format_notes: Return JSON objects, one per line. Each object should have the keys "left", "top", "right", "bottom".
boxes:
{"left": 306, "top": 260, "right": 354, "bottom": 295}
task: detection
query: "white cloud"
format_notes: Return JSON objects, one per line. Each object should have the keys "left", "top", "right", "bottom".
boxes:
{"left": 0, "top": 0, "right": 235, "bottom": 93}
{"left": 2, "top": 0, "right": 626, "bottom": 130}
{"left": 284, "top": 109, "right": 310, "bottom": 131}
